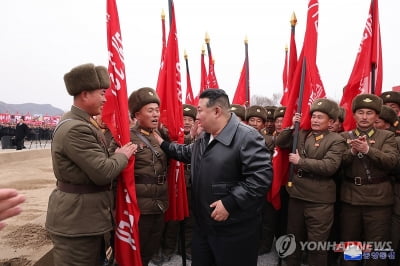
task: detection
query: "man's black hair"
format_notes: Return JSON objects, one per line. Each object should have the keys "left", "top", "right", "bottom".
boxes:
{"left": 199, "top": 89, "right": 230, "bottom": 110}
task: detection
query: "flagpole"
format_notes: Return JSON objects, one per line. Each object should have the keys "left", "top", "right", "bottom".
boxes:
{"left": 288, "top": 57, "right": 307, "bottom": 187}
{"left": 167, "top": 0, "right": 173, "bottom": 26}
{"left": 244, "top": 36, "right": 250, "bottom": 107}
{"left": 205, "top": 32, "right": 212, "bottom": 59}
{"left": 371, "top": 63, "right": 376, "bottom": 94}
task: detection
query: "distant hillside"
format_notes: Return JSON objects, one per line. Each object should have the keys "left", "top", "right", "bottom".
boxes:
{"left": 0, "top": 101, "right": 64, "bottom": 116}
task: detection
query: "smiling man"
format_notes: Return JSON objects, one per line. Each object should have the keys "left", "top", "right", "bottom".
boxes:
{"left": 275, "top": 98, "right": 346, "bottom": 266}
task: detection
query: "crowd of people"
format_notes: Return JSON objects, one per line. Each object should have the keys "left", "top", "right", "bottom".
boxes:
{"left": 0, "top": 121, "right": 54, "bottom": 150}
{"left": 3, "top": 62, "right": 400, "bottom": 266}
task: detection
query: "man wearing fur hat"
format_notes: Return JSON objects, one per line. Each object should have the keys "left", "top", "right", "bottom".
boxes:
{"left": 46, "top": 63, "right": 137, "bottom": 265}
{"left": 263, "top": 106, "right": 277, "bottom": 135}
{"left": 230, "top": 104, "right": 246, "bottom": 122}
{"left": 276, "top": 99, "right": 346, "bottom": 266}
{"left": 126, "top": 87, "right": 169, "bottom": 265}
{"left": 246, "top": 105, "right": 268, "bottom": 132}
{"left": 340, "top": 94, "right": 398, "bottom": 266}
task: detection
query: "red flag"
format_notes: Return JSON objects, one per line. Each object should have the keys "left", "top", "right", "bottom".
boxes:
{"left": 232, "top": 39, "right": 250, "bottom": 106}
{"left": 193, "top": 47, "right": 208, "bottom": 106}
{"left": 103, "top": 0, "right": 142, "bottom": 265}
{"left": 184, "top": 52, "right": 195, "bottom": 105}
{"left": 156, "top": 0, "right": 189, "bottom": 221}
{"left": 268, "top": 0, "right": 325, "bottom": 210}
{"left": 340, "top": 0, "right": 382, "bottom": 131}
{"left": 281, "top": 47, "right": 288, "bottom": 103}
{"left": 281, "top": 15, "right": 298, "bottom": 106}
{"left": 282, "top": 0, "right": 325, "bottom": 131}
{"left": 156, "top": 9, "right": 167, "bottom": 96}
{"left": 205, "top": 34, "right": 219, "bottom": 89}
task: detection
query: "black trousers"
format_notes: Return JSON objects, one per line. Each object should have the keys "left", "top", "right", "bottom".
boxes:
{"left": 191, "top": 217, "right": 260, "bottom": 266}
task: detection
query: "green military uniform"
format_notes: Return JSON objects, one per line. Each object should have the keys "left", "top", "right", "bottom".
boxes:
{"left": 276, "top": 99, "right": 346, "bottom": 266}
{"left": 340, "top": 94, "right": 398, "bottom": 266}
{"left": 46, "top": 64, "right": 129, "bottom": 266}
{"left": 127, "top": 87, "right": 169, "bottom": 266}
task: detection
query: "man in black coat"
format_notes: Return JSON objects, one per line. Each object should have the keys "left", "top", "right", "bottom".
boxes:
{"left": 15, "top": 117, "right": 29, "bottom": 150}
{"left": 154, "top": 89, "right": 272, "bottom": 266}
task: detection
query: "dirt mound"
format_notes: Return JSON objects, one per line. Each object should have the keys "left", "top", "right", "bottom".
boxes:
{"left": 4, "top": 224, "right": 51, "bottom": 249}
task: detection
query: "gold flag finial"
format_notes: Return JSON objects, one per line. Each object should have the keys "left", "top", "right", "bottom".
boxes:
{"left": 290, "top": 12, "right": 297, "bottom": 26}
{"left": 244, "top": 35, "right": 248, "bottom": 44}
{"left": 184, "top": 49, "right": 188, "bottom": 60}
{"left": 285, "top": 44, "right": 288, "bottom": 52}
{"left": 201, "top": 44, "right": 205, "bottom": 55}
{"left": 205, "top": 32, "right": 210, "bottom": 43}
{"left": 161, "top": 9, "right": 165, "bottom": 20}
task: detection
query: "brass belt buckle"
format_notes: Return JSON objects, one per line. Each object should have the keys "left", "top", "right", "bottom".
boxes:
{"left": 354, "top": 176, "right": 362, "bottom": 186}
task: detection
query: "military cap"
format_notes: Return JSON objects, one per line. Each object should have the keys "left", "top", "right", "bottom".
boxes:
{"left": 64, "top": 63, "right": 110, "bottom": 96}
{"left": 310, "top": 98, "right": 339, "bottom": 120}
{"left": 230, "top": 104, "right": 246, "bottom": 121}
{"left": 352, "top": 93, "right": 382, "bottom": 114}
{"left": 128, "top": 87, "right": 160, "bottom": 115}
{"left": 264, "top": 106, "right": 277, "bottom": 120}
{"left": 246, "top": 105, "right": 267, "bottom": 122}
{"left": 379, "top": 105, "right": 398, "bottom": 125}
{"left": 183, "top": 104, "right": 197, "bottom": 120}
{"left": 274, "top": 106, "right": 286, "bottom": 120}
{"left": 338, "top": 107, "right": 346, "bottom": 123}
{"left": 380, "top": 91, "right": 400, "bottom": 105}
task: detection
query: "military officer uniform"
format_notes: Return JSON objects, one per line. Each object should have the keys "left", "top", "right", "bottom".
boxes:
{"left": 340, "top": 94, "right": 398, "bottom": 266}
{"left": 276, "top": 99, "right": 346, "bottom": 266}
{"left": 46, "top": 63, "right": 130, "bottom": 266}
{"left": 229, "top": 104, "right": 246, "bottom": 122}
{"left": 127, "top": 87, "right": 169, "bottom": 266}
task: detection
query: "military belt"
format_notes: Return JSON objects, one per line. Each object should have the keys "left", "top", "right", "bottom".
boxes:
{"left": 345, "top": 176, "right": 389, "bottom": 186}
{"left": 135, "top": 174, "right": 166, "bottom": 185}
{"left": 57, "top": 181, "right": 110, "bottom": 194}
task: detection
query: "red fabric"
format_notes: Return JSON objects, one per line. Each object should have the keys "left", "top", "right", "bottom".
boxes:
{"left": 281, "top": 26, "right": 298, "bottom": 106}
{"left": 282, "top": 49, "right": 288, "bottom": 102}
{"left": 268, "top": 0, "right": 325, "bottom": 210}
{"left": 340, "top": 0, "right": 382, "bottom": 131}
{"left": 232, "top": 58, "right": 249, "bottom": 106}
{"left": 103, "top": 0, "right": 142, "bottom": 265}
{"left": 184, "top": 58, "right": 195, "bottom": 105}
{"left": 156, "top": 1, "right": 189, "bottom": 221}
{"left": 194, "top": 52, "right": 209, "bottom": 106}
{"left": 207, "top": 46, "right": 219, "bottom": 89}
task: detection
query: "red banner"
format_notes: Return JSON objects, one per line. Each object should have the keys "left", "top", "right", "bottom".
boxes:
{"left": 156, "top": 0, "right": 189, "bottom": 221}
{"left": 103, "top": 0, "right": 142, "bottom": 265}
{"left": 340, "top": 0, "right": 382, "bottom": 131}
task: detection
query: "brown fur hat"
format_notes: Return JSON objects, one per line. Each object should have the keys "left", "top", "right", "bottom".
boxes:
{"left": 379, "top": 105, "right": 398, "bottom": 125}
{"left": 64, "top": 63, "right": 110, "bottom": 96}
{"left": 246, "top": 105, "right": 267, "bottom": 122}
{"left": 274, "top": 106, "right": 286, "bottom": 120}
{"left": 128, "top": 87, "right": 160, "bottom": 116}
{"left": 264, "top": 106, "right": 277, "bottom": 120}
{"left": 310, "top": 98, "right": 339, "bottom": 120}
{"left": 352, "top": 94, "right": 382, "bottom": 114}
{"left": 183, "top": 104, "right": 197, "bottom": 120}
{"left": 380, "top": 91, "right": 400, "bottom": 105}
{"left": 230, "top": 104, "right": 246, "bottom": 121}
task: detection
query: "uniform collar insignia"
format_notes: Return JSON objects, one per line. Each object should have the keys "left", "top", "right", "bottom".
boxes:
{"left": 140, "top": 128, "right": 152, "bottom": 136}
{"left": 355, "top": 128, "right": 375, "bottom": 137}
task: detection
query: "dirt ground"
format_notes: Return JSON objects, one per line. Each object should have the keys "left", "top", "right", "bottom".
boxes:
{"left": 0, "top": 148, "right": 54, "bottom": 266}
{"left": 0, "top": 147, "right": 280, "bottom": 266}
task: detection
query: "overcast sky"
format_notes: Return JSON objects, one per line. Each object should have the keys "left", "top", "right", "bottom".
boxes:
{"left": 2, "top": 0, "right": 399, "bottom": 112}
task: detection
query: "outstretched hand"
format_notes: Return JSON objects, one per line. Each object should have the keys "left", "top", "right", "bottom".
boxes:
{"left": 0, "top": 188, "right": 26, "bottom": 230}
